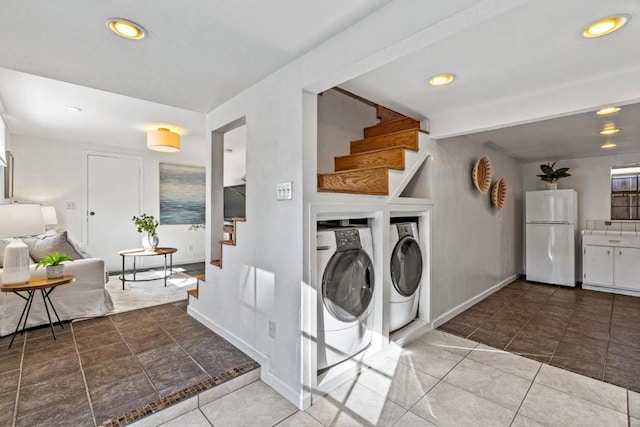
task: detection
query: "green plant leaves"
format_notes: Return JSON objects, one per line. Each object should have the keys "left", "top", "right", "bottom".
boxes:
{"left": 35, "top": 250, "right": 73, "bottom": 269}
{"left": 537, "top": 162, "right": 571, "bottom": 183}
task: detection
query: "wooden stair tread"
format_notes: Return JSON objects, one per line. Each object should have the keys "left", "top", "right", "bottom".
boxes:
{"left": 364, "top": 117, "right": 420, "bottom": 138}
{"left": 195, "top": 274, "right": 206, "bottom": 281}
{"left": 210, "top": 259, "right": 222, "bottom": 267}
{"left": 350, "top": 129, "right": 420, "bottom": 154}
{"left": 335, "top": 146, "right": 406, "bottom": 172}
{"left": 219, "top": 239, "right": 236, "bottom": 246}
{"left": 318, "top": 167, "right": 388, "bottom": 195}
{"left": 187, "top": 288, "right": 198, "bottom": 298}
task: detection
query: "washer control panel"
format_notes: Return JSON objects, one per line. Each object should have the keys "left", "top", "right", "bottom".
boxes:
{"left": 396, "top": 223, "right": 414, "bottom": 239}
{"left": 335, "top": 229, "right": 362, "bottom": 252}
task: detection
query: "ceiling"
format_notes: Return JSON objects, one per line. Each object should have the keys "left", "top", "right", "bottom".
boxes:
{"left": 1, "top": 0, "right": 639, "bottom": 162}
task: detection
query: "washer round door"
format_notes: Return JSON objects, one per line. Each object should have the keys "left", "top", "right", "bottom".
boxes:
{"left": 322, "top": 249, "right": 375, "bottom": 323}
{"left": 390, "top": 236, "right": 423, "bottom": 297}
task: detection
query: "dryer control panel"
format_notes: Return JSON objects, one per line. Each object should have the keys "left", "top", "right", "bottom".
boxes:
{"left": 335, "top": 229, "right": 362, "bottom": 252}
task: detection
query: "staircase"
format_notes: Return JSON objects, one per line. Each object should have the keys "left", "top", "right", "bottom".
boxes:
{"left": 210, "top": 217, "right": 245, "bottom": 269}
{"left": 317, "top": 114, "right": 424, "bottom": 195}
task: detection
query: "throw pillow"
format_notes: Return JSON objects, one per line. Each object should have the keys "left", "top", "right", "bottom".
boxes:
{"left": 24, "top": 231, "right": 83, "bottom": 263}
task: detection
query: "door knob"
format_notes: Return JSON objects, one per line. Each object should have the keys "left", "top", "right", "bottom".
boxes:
{"left": 89, "top": 211, "right": 95, "bottom": 216}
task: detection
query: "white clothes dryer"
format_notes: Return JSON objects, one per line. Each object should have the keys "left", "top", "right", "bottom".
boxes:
{"left": 389, "top": 222, "right": 423, "bottom": 332}
{"left": 317, "top": 227, "right": 375, "bottom": 370}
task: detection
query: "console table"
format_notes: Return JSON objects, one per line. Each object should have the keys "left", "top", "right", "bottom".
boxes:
{"left": 0, "top": 274, "right": 75, "bottom": 349}
{"left": 118, "top": 247, "right": 177, "bottom": 290}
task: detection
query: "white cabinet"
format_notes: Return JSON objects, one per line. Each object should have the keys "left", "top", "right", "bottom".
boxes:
{"left": 614, "top": 247, "right": 640, "bottom": 290}
{"left": 582, "top": 233, "right": 640, "bottom": 295}
{"left": 583, "top": 244, "right": 613, "bottom": 286}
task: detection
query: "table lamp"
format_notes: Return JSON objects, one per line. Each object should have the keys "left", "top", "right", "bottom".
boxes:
{"left": 0, "top": 204, "right": 45, "bottom": 285}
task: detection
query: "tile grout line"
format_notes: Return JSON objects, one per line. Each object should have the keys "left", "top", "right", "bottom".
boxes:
{"left": 604, "top": 294, "right": 616, "bottom": 384}
{"left": 71, "top": 322, "right": 98, "bottom": 427}
{"left": 508, "top": 362, "right": 544, "bottom": 426}
{"left": 12, "top": 332, "right": 28, "bottom": 427}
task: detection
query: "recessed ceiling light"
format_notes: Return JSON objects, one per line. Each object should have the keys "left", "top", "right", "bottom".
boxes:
{"left": 106, "top": 18, "right": 146, "bottom": 40}
{"left": 596, "top": 106, "right": 621, "bottom": 115}
{"left": 583, "top": 15, "right": 629, "bottom": 38}
{"left": 600, "top": 123, "right": 621, "bottom": 135}
{"left": 428, "top": 74, "right": 455, "bottom": 86}
{"left": 66, "top": 105, "right": 81, "bottom": 112}
{"left": 601, "top": 141, "right": 617, "bottom": 149}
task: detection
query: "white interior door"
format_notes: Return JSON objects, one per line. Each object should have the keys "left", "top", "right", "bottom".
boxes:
{"left": 86, "top": 154, "right": 141, "bottom": 272}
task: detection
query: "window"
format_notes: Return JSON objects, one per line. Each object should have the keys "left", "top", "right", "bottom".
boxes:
{"left": 611, "top": 166, "right": 640, "bottom": 220}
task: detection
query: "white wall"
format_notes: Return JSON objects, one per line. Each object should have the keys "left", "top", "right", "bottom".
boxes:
{"left": 223, "top": 125, "right": 247, "bottom": 186}
{"left": 0, "top": 116, "right": 6, "bottom": 198}
{"left": 317, "top": 89, "right": 377, "bottom": 173}
{"left": 10, "top": 133, "right": 207, "bottom": 270}
{"left": 432, "top": 136, "right": 523, "bottom": 320}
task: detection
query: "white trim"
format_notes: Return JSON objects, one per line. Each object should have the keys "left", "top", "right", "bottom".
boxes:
{"left": 583, "top": 284, "right": 640, "bottom": 297}
{"left": 431, "top": 274, "right": 519, "bottom": 328}
{"left": 261, "top": 369, "right": 307, "bottom": 410}
{"left": 187, "top": 305, "right": 268, "bottom": 366}
{"left": 389, "top": 319, "right": 432, "bottom": 347}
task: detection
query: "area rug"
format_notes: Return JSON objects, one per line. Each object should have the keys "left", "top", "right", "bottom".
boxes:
{"left": 105, "top": 269, "right": 197, "bottom": 314}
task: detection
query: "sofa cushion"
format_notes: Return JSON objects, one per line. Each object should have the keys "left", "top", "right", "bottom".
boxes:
{"left": 23, "top": 231, "right": 83, "bottom": 262}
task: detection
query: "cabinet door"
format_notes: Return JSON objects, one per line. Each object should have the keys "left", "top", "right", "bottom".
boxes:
{"left": 583, "top": 245, "right": 614, "bottom": 286}
{"left": 614, "top": 247, "right": 640, "bottom": 290}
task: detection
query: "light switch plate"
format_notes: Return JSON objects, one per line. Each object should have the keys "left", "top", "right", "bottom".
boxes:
{"left": 277, "top": 182, "right": 292, "bottom": 200}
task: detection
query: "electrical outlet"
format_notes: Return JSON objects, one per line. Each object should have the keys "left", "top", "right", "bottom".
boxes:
{"left": 66, "top": 201, "right": 77, "bottom": 210}
{"left": 268, "top": 320, "right": 276, "bottom": 339}
{"left": 276, "top": 182, "right": 292, "bottom": 200}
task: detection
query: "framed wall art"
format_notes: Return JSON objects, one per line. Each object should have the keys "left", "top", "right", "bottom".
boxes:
{"left": 159, "top": 162, "right": 205, "bottom": 225}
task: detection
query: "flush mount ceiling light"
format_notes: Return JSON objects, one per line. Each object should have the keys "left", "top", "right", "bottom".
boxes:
{"left": 583, "top": 15, "right": 629, "bottom": 38}
{"left": 66, "top": 105, "right": 81, "bottom": 112}
{"left": 596, "top": 106, "right": 621, "bottom": 115}
{"left": 147, "top": 128, "right": 180, "bottom": 152}
{"left": 601, "top": 141, "right": 617, "bottom": 149}
{"left": 106, "top": 18, "right": 146, "bottom": 40}
{"left": 428, "top": 74, "right": 455, "bottom": 86}
{"left": 600, "top": 123, "right": 621, "bottom": 135}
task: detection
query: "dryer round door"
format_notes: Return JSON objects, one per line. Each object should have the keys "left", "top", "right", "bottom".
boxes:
{"left": 322, "top": 249, "right": 375, "bottom": 323}
{"left": 390, "top": 236, "right": 423, "bottom": 297}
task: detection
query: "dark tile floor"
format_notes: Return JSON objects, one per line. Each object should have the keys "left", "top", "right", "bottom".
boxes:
{"left": 439, "top": 278, "right": 640, "bottom": 393}
{"left": 0, "top": 300, "right": 258, "bottom": 427}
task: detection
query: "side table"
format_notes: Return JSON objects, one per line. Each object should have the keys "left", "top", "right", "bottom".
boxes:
{"left": 118, "top": 247, "right": 177, "bottom": 290}
{"left": 0, "top": 274, "right": 75, "bottom": 349}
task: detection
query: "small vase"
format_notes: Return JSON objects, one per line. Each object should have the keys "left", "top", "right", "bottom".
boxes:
{"left": 141, "top": 232, "right": 159, "bottom": 250}
{"left": 545, "top": 182, "right": 558, "bottom": 190}
{"left": 46, "top": 264, "right": 65, "bottom": 279}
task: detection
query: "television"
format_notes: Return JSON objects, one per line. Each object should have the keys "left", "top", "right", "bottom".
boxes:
{"left": 224, "top": 184, "right": 246, "bottom": 220}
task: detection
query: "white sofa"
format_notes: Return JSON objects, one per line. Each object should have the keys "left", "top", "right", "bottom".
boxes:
{"left": 0, "top": 231, "right": 114, "bottom": 336}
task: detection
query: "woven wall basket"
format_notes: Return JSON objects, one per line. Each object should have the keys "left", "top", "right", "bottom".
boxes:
{"left": 491, "top": 178, "right": 507, "bottom": 210}
{"left": 472, "top": 156, "right": 492, "bottom": 194}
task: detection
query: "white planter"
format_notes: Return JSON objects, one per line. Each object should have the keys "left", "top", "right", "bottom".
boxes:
{"left": 544, "top": 182, "right": 558, "bottom": 190}
{"left": 141, "top": 232, "right": 159, "bottom": 250}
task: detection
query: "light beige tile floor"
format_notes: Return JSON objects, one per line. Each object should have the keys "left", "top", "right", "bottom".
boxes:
{"left": 138, "top": 329, "right": 640, "bottom": 427}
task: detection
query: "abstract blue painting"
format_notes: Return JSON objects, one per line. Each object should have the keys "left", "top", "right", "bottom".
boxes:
{"left": 159, "top": 163, "right": 205, "bottom": 225}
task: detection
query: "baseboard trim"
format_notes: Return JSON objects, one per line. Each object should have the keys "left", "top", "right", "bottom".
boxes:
{"left": 187, "top": 306, "right": 305, "bottom": 408}
{"left": 187, "top": 306, "right": 268, "bottom": 366}
{"left": 431, "top": 274, "right": 519, "bottom": 329}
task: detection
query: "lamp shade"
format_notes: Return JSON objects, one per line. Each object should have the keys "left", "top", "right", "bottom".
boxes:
{"left": 147, "top": 128, "right": 180, "bottom": 152}
{"left": 0, "top": 204, "right": 45, "bottom": 238}
{"left": 41, "top": 206, "right": 58, "bottom": 226}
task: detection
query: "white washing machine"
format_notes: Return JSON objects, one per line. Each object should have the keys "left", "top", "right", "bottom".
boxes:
{"left": 389, "top": 222, "right": 423, "bottom": 332}
{"left": 317, "top": 227, "right": 375, "bottom": 370}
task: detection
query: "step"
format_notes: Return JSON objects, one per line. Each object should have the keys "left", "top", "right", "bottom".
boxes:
{"left": 335, "top": 147, "right": 405, "bottom": 171}
{"left": 187, "top": 288, "right": 199, "bottom": 298}
{"left": 317, "top": 167, "right": 388, "bottom": 195}
{"left": 350, "top": 129, "right": 419, "bottom": 154}
{"left": 364, "top": 117, "right": 420, "bottom": 138}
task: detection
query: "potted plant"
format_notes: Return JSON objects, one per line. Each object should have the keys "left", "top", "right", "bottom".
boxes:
{"left": 536, "top": 162, "right": 571, "bottom": 190}
{"left": 35, "top": 251, "right": 73, "bottom": 279}
{"left": 132, "top": 213, "right": 159, "bottom": 250}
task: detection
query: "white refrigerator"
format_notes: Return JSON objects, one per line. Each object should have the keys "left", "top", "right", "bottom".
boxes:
{"left": 525, "top": 190, "right": 578, "bottom": 287}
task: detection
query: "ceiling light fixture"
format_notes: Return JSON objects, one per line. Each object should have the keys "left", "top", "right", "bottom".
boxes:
{"left": 596, "top": 106, "right": 621, "bottom": 115}
{"left": 600, "top": 123, "right": 620, "bottom": 135}
{"left": 147, "top": 128, "right": 180, "bottom": 152}
{"left": 601, "top": 141, "right": 617, "bottom": 149}
{"left": 428, "top": 74, "right": 455, "bottom": 86}
{"left": 106, "top": 18, "right": 147, "bottom": 40}
{"left": 583, "top": 15, "right": 629, "bottom": 38}
{"left": 66, "top": 106, "right": 81, "bottom": 112}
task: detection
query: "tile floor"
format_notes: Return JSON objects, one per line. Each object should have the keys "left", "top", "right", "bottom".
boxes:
{"left": 132, "top": 329, "right": 640, "bottom": 427}
{"left": 0, "top": 300, "right": 258, "bottom": 427}
{"left": 439, "top": 279, "right": 640, "bottom": 393}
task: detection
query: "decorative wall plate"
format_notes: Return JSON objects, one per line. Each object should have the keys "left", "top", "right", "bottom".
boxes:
{"left": 491, "top": 178, "right": 507, "bottom": 210}
{"left": 472, "top": 156, "right": 492, "bottom": 194}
